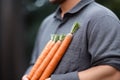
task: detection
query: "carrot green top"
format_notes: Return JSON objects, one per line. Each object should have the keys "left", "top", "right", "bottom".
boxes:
{"left": 70, "top": 22, "right": 80, "bottom": 34}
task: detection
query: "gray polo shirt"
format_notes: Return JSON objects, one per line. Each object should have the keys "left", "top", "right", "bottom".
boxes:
{"left": 27, "top": 0, "right": 120, "bottom": 79}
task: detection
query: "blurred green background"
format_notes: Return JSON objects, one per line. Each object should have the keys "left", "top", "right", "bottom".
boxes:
{"left": 0, "top": 0, "right": 120, "bottom": 80}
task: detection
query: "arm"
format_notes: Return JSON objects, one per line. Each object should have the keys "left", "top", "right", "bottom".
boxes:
{"left": 78, "top": 65, "right": 120, "bottom": 80}
{"left": 47, "top": 65, "right": 120, "bottom": 80}
{"left": 80, "top": 15, "right": 120, "bottom": 80}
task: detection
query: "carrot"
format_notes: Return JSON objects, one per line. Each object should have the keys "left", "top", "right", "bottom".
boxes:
{"left": 31, "top": 34, "right": 63, "bottom": 80}
{"left": 27, "top": 34, "right": 56, "bottom": 80}
{"left": 39, "top": 22, "right": 80, "bottom": 80}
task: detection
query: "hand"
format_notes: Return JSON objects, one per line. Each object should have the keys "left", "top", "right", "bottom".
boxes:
{"left": 22, "top": 75, "right": 29, "bottom": 80}
{"left": 45, "top": 78, "right": 51, "bottom": 80}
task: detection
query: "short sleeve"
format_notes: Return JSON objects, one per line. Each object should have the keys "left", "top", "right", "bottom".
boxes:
{"left": 88, "top": 15, "right": 120, "bottom": 70}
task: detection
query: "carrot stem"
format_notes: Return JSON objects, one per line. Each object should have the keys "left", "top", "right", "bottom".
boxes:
{"left": 53, "top": 34, "right": 59, "bottom": 42}
{"left": 59, "top": 34, "right": 66, "bottom": 41}
{"left": 70, "top": 22, "right": 80, "bottom": 34}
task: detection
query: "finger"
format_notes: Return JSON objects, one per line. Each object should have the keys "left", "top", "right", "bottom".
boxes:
{"left": 22, "top": 75, "right": 29, "bottom": 80}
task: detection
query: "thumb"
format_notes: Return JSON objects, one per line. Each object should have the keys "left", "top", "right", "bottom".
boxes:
{"left": 22, "top": 75, "right": 29, "bottom": 80}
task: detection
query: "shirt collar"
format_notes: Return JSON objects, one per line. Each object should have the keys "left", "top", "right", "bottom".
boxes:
{"left": 54, "top": 0, "right": 94, "bottom": 19}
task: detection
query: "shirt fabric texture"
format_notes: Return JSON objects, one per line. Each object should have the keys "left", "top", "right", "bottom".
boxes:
{"left": 26, "top": 0, "right": 120, "bottom": 80}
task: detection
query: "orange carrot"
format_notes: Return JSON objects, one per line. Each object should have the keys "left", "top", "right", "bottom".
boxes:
{"left": 27, "top": 34, "right": 56, "bottom": 80}
{"left": 39, "top": 22, "right": 80, "bottom": 80}
{"left": 31, "top": 35, "right": 62, "bottom": 80}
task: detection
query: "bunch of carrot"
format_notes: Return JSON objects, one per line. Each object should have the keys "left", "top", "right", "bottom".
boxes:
{"left": 27, "top": 22, "right": 80, "bottom": 80}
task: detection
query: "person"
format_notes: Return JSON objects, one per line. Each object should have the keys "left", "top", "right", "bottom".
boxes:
{"left": 22, "top": 0, "right": 120, "bottom": 80}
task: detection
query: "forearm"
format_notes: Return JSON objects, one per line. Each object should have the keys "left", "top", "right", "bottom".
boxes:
{"left": 78, "top": 65, "right": 120, "bottom": 80}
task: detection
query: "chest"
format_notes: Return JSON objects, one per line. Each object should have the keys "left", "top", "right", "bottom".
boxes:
{"left": 39, "top": 15, "right": 92, "bottom": 73}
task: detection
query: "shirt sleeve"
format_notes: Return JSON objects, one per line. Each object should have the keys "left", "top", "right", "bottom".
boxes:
{"left": 88, "top": 15, "right": 120, "bottom": 71}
